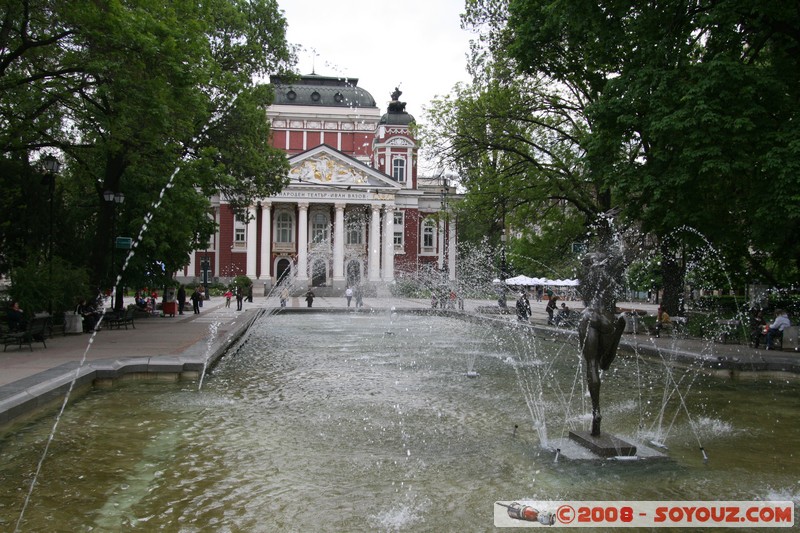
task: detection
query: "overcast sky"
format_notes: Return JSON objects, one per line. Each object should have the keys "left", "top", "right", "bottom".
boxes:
{"left": 276, "top": 0, "right": 474, "bottom": 120}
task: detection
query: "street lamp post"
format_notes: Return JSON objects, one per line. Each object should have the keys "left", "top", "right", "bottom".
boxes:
{"left": 201, "top": 252, "right": 210, "bottom": 301}
{"left": 103, "top": 190, "right": 125, "bottom": 311}
{"left": 500, "top": 228, "right": 507, "bottom": 280}
{"left": 499, "top": 227, "right": 508, "bottom": 308}
{"left": 41, "top": 156, "right": 61, "bottom": 314}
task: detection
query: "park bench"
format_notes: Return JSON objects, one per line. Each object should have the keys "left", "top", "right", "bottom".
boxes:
{"left": 2, "top": 315, "right": 51, "bottom": 352}
{"left": 714, "top": 319, "right": 742, "bottom": 344}
{"left": 782, "top": 326, "right": 799, "bottom": 351}
{"left": 106, "top": 307, "right": 136, "bottom": 330}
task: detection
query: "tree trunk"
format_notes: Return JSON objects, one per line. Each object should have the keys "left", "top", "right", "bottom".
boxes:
{"left": 660, "top": 241, "right": 683, "bottom": 316}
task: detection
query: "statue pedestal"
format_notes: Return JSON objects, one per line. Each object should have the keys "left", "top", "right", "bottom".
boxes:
{"left": 568, "top": 430, "right": 637, "bottom": 458}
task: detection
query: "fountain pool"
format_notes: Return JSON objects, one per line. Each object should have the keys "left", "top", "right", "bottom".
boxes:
{"left": 1, "top": 312, "right": 798, "bottom": 531}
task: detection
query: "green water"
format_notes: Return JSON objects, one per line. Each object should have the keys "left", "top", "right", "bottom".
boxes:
{"left": 1, "top": 313, "right": 798, "bottom": 531}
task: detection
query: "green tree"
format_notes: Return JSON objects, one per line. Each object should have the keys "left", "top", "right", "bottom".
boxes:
{"left": 503, "top": 0, "right": 800, "bottom": 306}
{"left": 0, "top": 0, "right": 294, "bottom": 309}
{"left": 421, "top": 8, "right": 620, "bottom": 281}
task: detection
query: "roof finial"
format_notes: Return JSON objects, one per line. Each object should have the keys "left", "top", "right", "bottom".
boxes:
{"left": 310, "top": 47, "right": 319, "bottom": 75}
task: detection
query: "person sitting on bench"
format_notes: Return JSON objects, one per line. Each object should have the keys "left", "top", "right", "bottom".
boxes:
{"left": 6, "top": 301, "right": 26, "bottom": 332}
{"left": 765, "top": 309, "right": 791, "bottom": 350}
{"left": 655, "top": 306, "right": 672, "bottom": 338}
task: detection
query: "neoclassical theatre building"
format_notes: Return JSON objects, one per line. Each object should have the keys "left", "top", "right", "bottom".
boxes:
{"left": 181, "top": 74, "right": 457, "bottom": 293}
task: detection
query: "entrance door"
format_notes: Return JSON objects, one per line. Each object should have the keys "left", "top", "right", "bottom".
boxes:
{"left": 276, "top": 258, "right": 291, "bottom": 283}
{"left": 311, "top": 259, "right": 327, "bottom": 287}
{"left": 346, "top": 260, "right": 361, "bottom": 287}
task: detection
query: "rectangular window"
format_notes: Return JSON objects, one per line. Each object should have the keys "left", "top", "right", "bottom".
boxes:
{"left": 347, "top": 224, "right": 363, "bottom": 245}
{"left": 423, "top": 227, "right": 434, "bottom": 248}
{"left": 311, "top": 212, "right": 330, "bottom": 244}
{"left": 392, "top": 157, "right": 406, "bottom": 182}
{"left": 234, "top": 219, "right": 246, "bottom": 248}
{"left": 421, "top": 218, "right": 436, "bottom": 253}
{"left": 393, "top": 211, "right": 404, "bottom": 249}
{"left": 275, "top": 211, "right": 294, "bottom": 243}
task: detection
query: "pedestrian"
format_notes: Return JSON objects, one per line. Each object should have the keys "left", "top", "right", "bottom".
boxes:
{"left": 554, "top": 302, "right": 571, "bottom": 327}
{"left": 305, "top": 288, "right": 315, "bottom": 308}
{"left": 190, "top": 287, "right": 202, "bottom": 314}
{"left": 247, "top": 284, "right": 253, "bottom": 303}
{"left": 177, "top": 285, "right": 186, "bottom": 315}
{"left": 496, "top": 283, "right": 507, "bottom": 308}
{"left": 345, "top": 286, "right": 353, "bottom": 307}
{"left": 355, "top": 286, "right": 363, "bottom": 308}
{"left": 280, "top": 286, "right": 290, "bottom": 307}
{"left": 236, "top": 286, "right": 244, "bottom": 311}
{"left": 535, "top": 285, "right": 543, "bottom": 303}
{"left": 516, "top": 291, "right": 531, "bottom": 321}
{"left": 224, "top": 288, "right": 233, "bottom": 308}
{"left": 546, "top": 295, "right": 558, "bottom": 325}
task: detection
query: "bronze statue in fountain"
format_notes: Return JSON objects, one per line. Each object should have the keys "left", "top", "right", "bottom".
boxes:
{"left": 576, "top": 244, "right": 627, "bottom": 437}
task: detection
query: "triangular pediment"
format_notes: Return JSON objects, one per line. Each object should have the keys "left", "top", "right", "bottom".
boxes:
{"left": 287, "top": 145, "right": 400, "bottom": 190}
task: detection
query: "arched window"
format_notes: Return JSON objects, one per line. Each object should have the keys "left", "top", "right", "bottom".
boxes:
{"left": 274, "top": 210, "right": 294, "bottom": 243}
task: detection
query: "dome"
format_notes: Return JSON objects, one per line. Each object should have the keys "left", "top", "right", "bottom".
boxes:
{"left": 270, "top": 74, "right": 377, "bottom": 108}
{"left": 379, "top": 110, "right": 416, "bottom": 126}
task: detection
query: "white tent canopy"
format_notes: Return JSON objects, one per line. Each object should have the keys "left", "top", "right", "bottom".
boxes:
{"left": 504, "top": 276, "right": 580, "bottom": 286}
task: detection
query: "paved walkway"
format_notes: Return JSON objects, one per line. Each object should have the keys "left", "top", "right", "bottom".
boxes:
{"left": 1, "top": 295, "right": 797, "bottom": 426}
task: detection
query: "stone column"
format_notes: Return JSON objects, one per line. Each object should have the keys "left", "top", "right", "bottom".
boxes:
{"left": 438, "top": 218, "right": 446, "bottom": 271}
{"left": 382, "top": 204, "right": 394, "bottom": 281}
{"left": 296, "top": 202, "right": 309, "bottom": 283}
{"left": 369, "top": 204, "right": 381, "bottom": 282}
{"left": 448, "top": 218, "right": 457, "bottom": 281}
{"left": 260, "top": 202, "right": 272, "bottom": 281}
{"left": 246, "top": 208, "right": 257, "bottom": 278}
{"left": 333, "top": 203, "right": 345, "bottom": 289}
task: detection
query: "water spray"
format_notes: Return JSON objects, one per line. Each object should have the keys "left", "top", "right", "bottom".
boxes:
{"left": 554, "top": 448, "right": 561, "bottom": 463}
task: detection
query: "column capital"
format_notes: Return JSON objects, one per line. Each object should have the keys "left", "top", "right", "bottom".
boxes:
{"left": 297, "top": 201, "right": 309, "bottom": 210}
{"left": 335, "top": 202, "right": 346, "bottom": 211}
